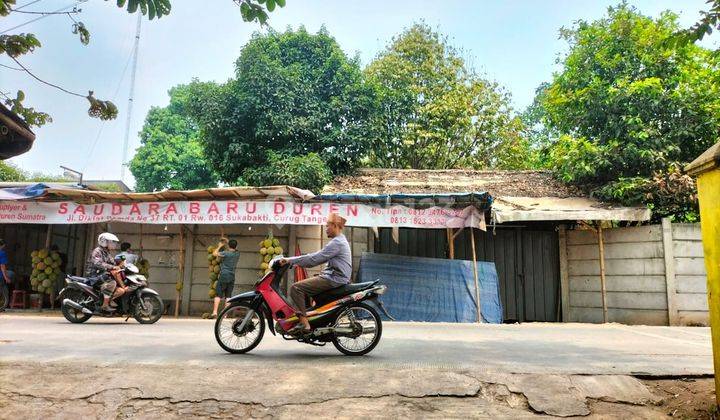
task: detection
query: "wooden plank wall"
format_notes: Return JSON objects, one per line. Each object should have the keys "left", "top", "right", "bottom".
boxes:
{"left": 566, "top": 222, "right": 709, "bottom": 326}
{"left": 567, "top": 225, "right": 668, "bottom": 325}
{"left": 672, "top": 223, "right": 709, "bottom": 325}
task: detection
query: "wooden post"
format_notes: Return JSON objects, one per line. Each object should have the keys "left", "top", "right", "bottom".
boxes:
{"left": 45, "top": 225, "right": 54, "bottom": 309}
{"left": 174, "top": 226, "right": 184, "bottom": 318}
{"left": 44, "top": 225, "right": 53, "bottom": 248}
{"left": 287, "top": 225, "right": 297, "bottom": 295}
{"left": 138, "top": 223, "right": 144, "bottom": 259}
{"left": 598, "top": 224, "right": 608, "bottom": 323}
{"left": 180, "top": 225, "right": 196, "bottom": 316}
{"left": 661, "top": 218, "right": 679, "bottom": 326}
{"left": 469, "top": 227, "right": 482, "bottom": 323}
{"left": 558, "top": 225, "right": 570, "bottom": 322}
{"left": 447, "top": 228, "right": 455, "bottom": 259}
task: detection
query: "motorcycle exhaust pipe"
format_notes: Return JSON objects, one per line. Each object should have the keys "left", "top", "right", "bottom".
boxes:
{"left": 312, "top": 326, "right": 377, "bottom": 336}
{"left": 62, "top": 299, "right": 92, "bottom": 315}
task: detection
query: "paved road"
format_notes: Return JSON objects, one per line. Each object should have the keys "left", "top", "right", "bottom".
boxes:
{"left": 0, "top": 314, "right": 712, "bottom": 375}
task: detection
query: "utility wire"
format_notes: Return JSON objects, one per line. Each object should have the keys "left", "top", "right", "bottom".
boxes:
{"left": 82, "top": 38, "right": 136, "bottom": 172}
{"left": 1, "top": 0, "right": 86, "bottom": 34}
{"left": 14, "top": 0, "right": 45, "bottom": 11}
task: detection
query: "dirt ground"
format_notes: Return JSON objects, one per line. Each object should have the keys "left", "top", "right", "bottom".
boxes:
{"left": 641, "top": 378, "right": 718, "bottom": 419}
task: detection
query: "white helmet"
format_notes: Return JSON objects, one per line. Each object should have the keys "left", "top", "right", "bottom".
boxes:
{"left": 98, "top": 232, "right": 119, "bottom": 248}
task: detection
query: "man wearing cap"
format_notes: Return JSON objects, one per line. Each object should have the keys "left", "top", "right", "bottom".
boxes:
{"left": 279, "top": 213, "right": 352, "bottom": 334}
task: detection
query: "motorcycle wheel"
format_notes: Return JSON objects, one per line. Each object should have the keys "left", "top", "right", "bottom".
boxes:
{"left": 61, "top": 290, "right": 92, "bottom": 324}
{"left": 332, "top": 302, "right": 383, "bottom": 356}
{"left": 133, "top": 294, "right": 164, "bottom": 324}
{"left": 215, "top": 303, "right": 265, "bottom": 354}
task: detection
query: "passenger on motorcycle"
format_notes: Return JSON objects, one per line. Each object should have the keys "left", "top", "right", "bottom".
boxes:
{"left": 84, "top": 232, "right": 126, "bottom": 312}
{"left": 279, "top": 213, "right": 352, "bottom": 335}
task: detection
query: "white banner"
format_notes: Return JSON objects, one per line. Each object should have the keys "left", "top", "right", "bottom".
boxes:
{"left": 0, "top": 200, "right": 487, "bottom": 230}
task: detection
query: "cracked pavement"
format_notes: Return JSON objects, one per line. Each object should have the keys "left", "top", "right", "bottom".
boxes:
{"left": 0, "top": 315, "right": 713, "bottom": 418}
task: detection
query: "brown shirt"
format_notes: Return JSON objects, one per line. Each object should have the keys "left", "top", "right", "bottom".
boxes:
{"left": 85, "top": 246, "right": 114, "bottom": 276}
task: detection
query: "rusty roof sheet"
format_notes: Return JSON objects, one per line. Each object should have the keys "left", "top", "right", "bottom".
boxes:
{"left": 324, "top": 169, "right": 584, "bottom": 198}
{"left": 5, "top": 184, "right": 315, "bottom": 203}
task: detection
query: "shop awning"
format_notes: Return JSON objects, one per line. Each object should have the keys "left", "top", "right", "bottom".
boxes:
{"left": 0, "top": 183, "right": 315, "bottom": 203}
{"left": 314, "top": 192, "right": 492, "bottom": 209}
{"left": 491, "top": 197, "right": 651, "bottom": 223}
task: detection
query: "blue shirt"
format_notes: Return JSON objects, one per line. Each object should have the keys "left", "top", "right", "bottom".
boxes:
{"left": 287, "top": 234, "right": 352, "bottom": 285}
{"left": 0, "top": 249, "right": 8, "bottom": 266}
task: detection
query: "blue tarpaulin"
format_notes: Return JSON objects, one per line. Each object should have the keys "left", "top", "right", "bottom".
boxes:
{"left": 358, "top": 253, "right": 503, "bottom": 323}
{"left": 0, "top": 183, "right": 50, "bottom": 200}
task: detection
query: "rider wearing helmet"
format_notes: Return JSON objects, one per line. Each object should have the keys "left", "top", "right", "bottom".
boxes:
{"left": 85, "top": 232, "right": 127, "bottom": 312}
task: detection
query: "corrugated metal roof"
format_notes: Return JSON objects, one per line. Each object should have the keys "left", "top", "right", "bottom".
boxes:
{"left": 314, "top": 192, "right": 492, "bottom": 209}
{"left": 325, "top": 169, "right": 651, "bottom": 222}
{"left": 0, "top": 184, "right": 315, "bottom": 203}
{"left": 325, "top": 168, "right": 584, "bottom": 198}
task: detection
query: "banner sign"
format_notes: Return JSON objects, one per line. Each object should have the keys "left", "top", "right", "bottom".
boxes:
{"left": 0, "top": 200, "right": 487, "bottom": 230}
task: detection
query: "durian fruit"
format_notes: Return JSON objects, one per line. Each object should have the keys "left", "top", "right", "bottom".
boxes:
{"left": 258, "top": 232, "right": 282, "bottom": 274}
{"left": 29, "top": 248, "right": 59, "bottom": 296}
{"left": 207, "top": 245, "right": 219, "bottom": 298}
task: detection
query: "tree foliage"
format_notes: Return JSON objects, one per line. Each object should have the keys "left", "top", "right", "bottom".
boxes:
{"left": 536, "top": 4, "right": 719, "bottom": 221}
{"left": 130, "top": 83, "right": 219, "bottom": 192}
{"left": 364, "top": 23, "right": 530, "bottom": 170}
{"left": 0, "top": 161, "right": 25, "bottom": 181}
{"left": 186, "top": 27, "right": 376, "bottom": 186}
{"left": 673, "top": 0, "right": 720, "bottom": 47}
{"left": 241, "top": 151, "right": 332, "bottom": 193}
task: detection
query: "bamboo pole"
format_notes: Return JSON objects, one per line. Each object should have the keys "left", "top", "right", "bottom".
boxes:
{"left": 598, "top": 224, "right": 608, "bottom": 323}
{"left": 470, "top": 227, "right": 482, "bottom": 323}
{"left": 174, "top": 226, "right": 184, "bottom": 318}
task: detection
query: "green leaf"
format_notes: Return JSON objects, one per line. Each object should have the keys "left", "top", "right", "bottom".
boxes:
{"left": 266, "top": 0, "right": 275, "bottom": 12}
{"left": 275, "top": 0, "right": 286, "bottom": 7}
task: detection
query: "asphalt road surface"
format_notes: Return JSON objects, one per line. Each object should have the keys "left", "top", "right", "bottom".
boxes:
{"left": 0, "top": 314, "right": 713, "bottom": 418}
{"left": 0, "top": 315, "right": 712, "bottom": 375}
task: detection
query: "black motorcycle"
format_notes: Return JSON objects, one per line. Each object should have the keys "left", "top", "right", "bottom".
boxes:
{"left": 59, "top": 263, "right": 163, "bottom": 324}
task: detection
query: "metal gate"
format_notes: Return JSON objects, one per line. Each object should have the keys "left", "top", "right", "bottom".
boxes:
{"left": 375, "top": 226, "right": 560, "bottom": 322}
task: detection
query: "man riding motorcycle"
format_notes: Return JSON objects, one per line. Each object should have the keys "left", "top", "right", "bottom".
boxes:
{"left": 85, "top": 232, "right": 127, "bottom": 312}
{"left": 279, "top": 213, "right": 352, "bottom": 335}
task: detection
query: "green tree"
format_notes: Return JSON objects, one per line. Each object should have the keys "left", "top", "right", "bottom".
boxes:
{"left": 364, "top": 23, "right": 530, "bottom": 170}
{"left": 130, "top": 83, "right": 219, "bottom": 192}
{"left": 0, "top": 161, "right": 24, "bottom": 181}
{"left": 187, "top": 27, "right": 376, "bottom": 186}
{"left": 674, "top": 0, "right": 720, "bottom": 47}
{"left": 538, "top": 4, "right": 720, "bottom": 221}
{"left": 241, "top": 151, "right": 332, "bottom": 193}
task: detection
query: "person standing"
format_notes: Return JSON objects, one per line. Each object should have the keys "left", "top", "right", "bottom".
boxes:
{"left": 210, "top": 238, "right": 240, "bottom": 319}
{"left": 0, "top": 239, "right": 15, "bottom": 311}
{"left": 116, "top": 242, "right": 139, "bottom": 266}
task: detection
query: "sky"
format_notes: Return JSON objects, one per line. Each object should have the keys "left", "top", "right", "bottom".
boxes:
{"left": 1, "top": 0, "right": 713, "bottom": 187}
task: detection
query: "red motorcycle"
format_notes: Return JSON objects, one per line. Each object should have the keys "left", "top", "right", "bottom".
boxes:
{"left": 214, "top": 256, "right": 390, "bottom": 356}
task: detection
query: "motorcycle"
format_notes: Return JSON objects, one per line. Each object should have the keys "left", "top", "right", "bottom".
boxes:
{"left": 58, "top": 263, "right": 164, "bottom": 324}
{"left": 215, "top": 255, "right": 391, "bottom": 356}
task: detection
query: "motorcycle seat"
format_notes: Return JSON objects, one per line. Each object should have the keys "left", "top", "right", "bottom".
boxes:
{"left": 312, "top": 280, "right": 379, "bottom": 306}
{"left": 68, "top": 275, "right": 103, "bottom": 285}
